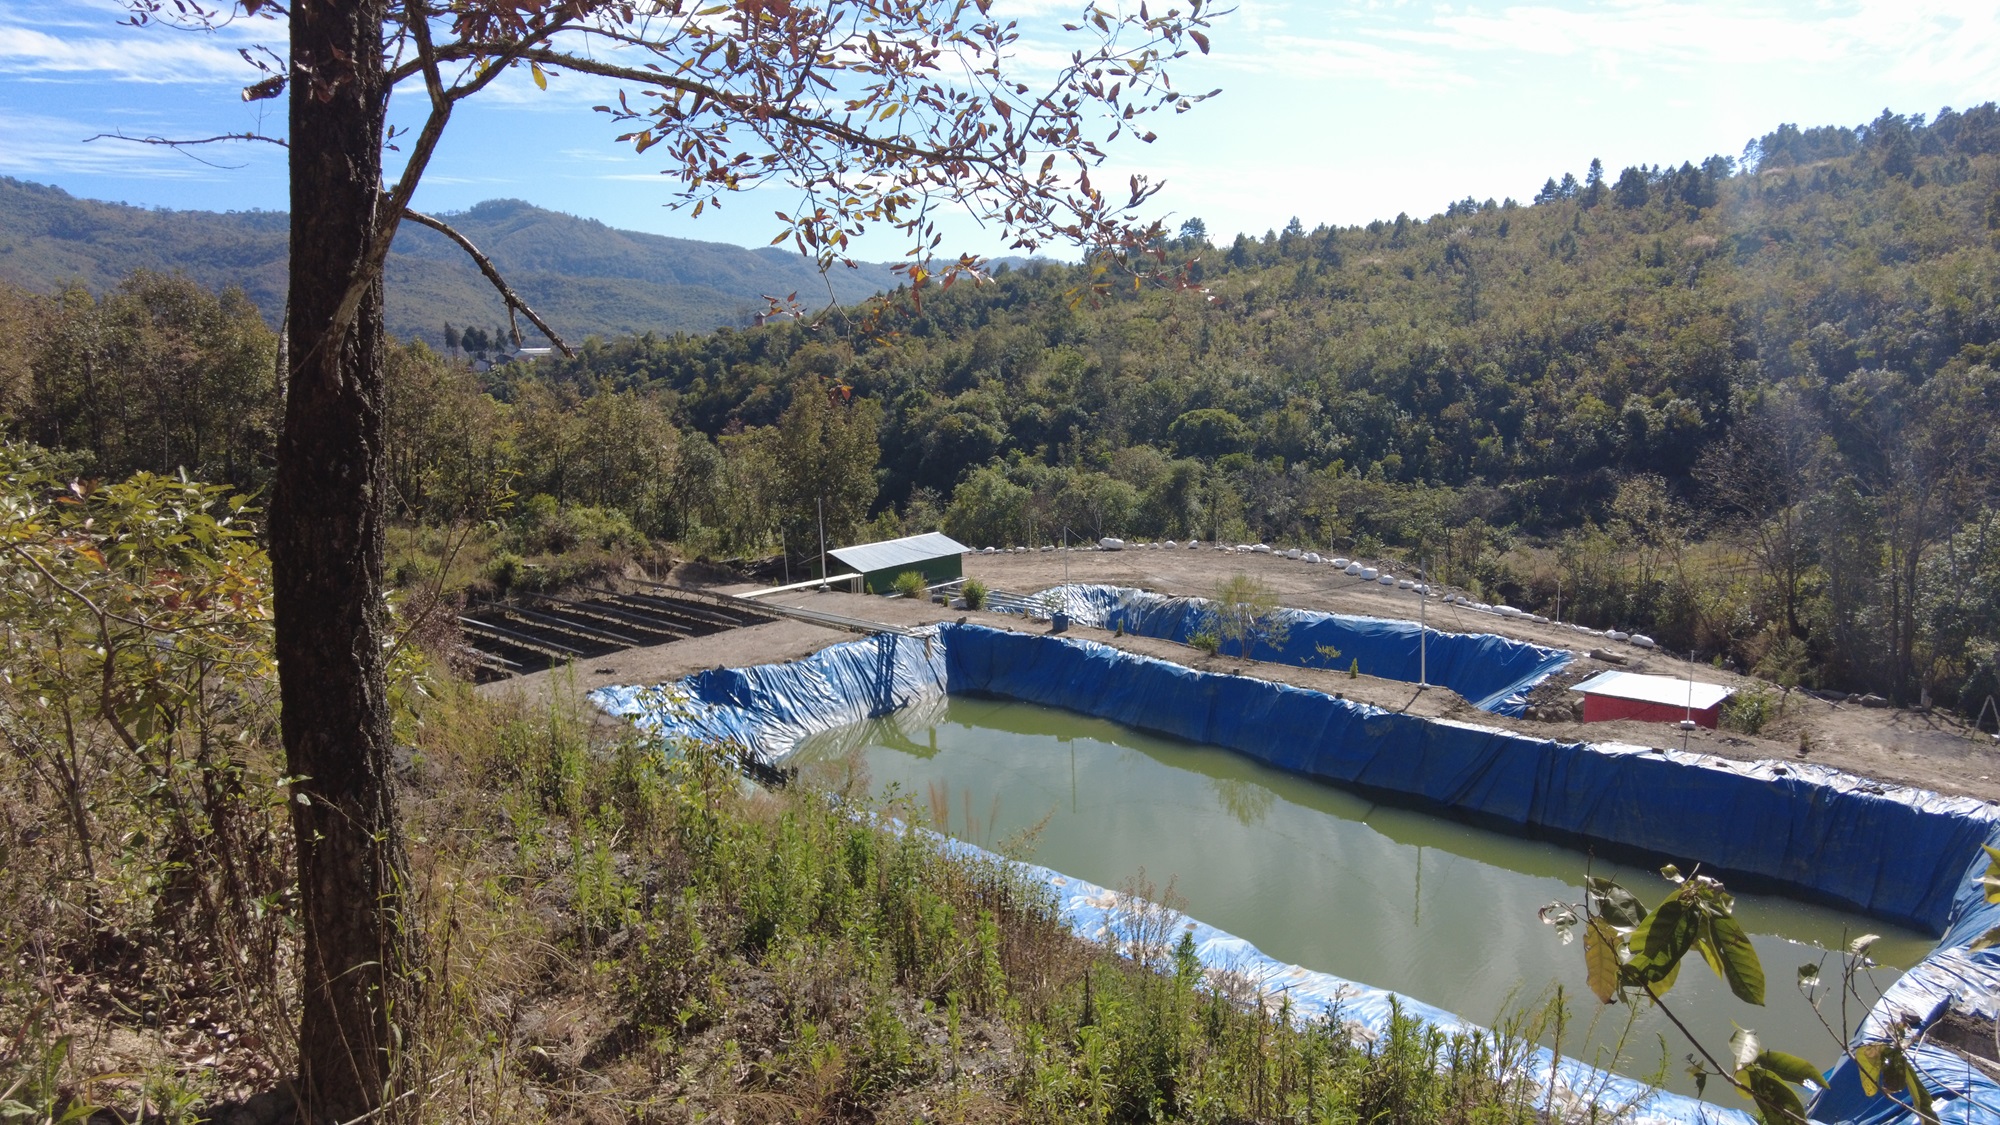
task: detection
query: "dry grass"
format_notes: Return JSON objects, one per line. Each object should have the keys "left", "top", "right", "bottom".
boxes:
{"left": 5, "top": 647, "right": 1569, "bottom": 1125}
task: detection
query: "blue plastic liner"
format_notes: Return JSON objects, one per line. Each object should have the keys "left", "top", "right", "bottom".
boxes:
{"left": 1015, "top": 584, "right": 1573, "bottom": 715}
{"left": 590, "top": 623, "right": 2000, "bottom": 1125}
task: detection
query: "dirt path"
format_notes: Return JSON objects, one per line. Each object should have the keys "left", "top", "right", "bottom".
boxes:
{"left": 482, "top": 549, "right": 2000, "bottom": 802}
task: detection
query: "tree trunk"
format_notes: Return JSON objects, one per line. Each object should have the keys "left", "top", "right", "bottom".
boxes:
{"left": 274, "top": 2, "right": 409, "bottom": 1121}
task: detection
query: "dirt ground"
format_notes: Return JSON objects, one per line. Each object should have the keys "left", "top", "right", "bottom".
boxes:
{"left": 481, "top": 545, "right": 2000, "bottom": 803}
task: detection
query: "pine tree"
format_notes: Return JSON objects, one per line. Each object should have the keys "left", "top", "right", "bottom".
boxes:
{"left": 1614, "top": 166, "right": 1651, "bottom": 208}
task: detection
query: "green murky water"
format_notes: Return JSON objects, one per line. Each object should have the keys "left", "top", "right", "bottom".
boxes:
{"left": 793, "top": 696, "right": 1937, "bottom": 1097}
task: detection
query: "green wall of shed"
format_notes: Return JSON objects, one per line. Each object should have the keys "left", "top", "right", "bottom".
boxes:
{"left": 854, "top": 553, "right": 962, "bottom": 592}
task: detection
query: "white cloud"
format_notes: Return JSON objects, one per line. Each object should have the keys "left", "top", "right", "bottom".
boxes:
{"left": 1372, "top": 0, "right": 2000, "bottom": 90}
{"left": 1183, "top": 0, "right": 2000, "bottom": 110}
{"left": 1222, "top": 31, "right": 1473, "bottom": 89}
{"left": 0, "top": 23, "right": 257, "bottom": 84}
{"left": 0, "top": 111, "right": 250, "bottom": 177}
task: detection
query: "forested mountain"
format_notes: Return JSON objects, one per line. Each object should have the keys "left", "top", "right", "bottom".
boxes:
{"left": 7, "top": 106, "right": 2000, "bottom": 712}
{"left": 0, "top": 179, "right": 903, "bottom": 341}
{"left": 500, "top": 105, "right": 2000, "bottom": 708}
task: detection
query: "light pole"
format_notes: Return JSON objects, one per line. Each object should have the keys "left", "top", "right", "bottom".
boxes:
{"left": 1680, "top": 647, "right": 1698, "bottom": 752}
{"left": 817, "top": 497, "right": 828, "bottom": 590}
{"left": 1418, "top": 580, "right": 1429, "bottom": 688}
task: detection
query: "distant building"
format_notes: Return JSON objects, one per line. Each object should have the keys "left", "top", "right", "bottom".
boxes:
{"left": 512, "top": 347, "right": 555, "bottom": 362}
{"left": 1569, "top": 670, "right": 1734, "bottom": 728}
{"left": 827, "top": 532, "right": 968, "bottom": 592}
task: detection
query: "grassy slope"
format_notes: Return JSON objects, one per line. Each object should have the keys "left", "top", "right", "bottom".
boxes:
{"left": 3, "top": 646, "right": 1556, "bottom": 1124}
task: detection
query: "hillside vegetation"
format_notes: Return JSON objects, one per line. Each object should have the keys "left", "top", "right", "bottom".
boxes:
{"left": 0, "top": 179, "right": 903, "bottom": 342}
{"left": 5, "top": 106, "right": 2000, "bottom": 715}
{"left": 518, "top": 106, "right": 2000, "bottom": 713}
{"left": 1, "top": 439, "right": 1552, "bottom": 1123}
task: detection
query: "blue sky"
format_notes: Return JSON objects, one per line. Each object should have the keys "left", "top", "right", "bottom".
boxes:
{"left": 5, "top": 0, "right": 2000, "bottom": 262}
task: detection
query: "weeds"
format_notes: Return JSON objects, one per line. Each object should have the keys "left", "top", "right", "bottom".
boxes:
{"left": 391, "top": 687, "right": 1564, "bottom": 1123}
{"left": 0, "top": 443, "right": 1610, "bottom": 1120}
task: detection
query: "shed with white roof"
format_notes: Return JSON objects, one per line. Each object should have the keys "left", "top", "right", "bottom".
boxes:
{"left": 1568, "top": 670, "right": 1734, "bottom": 729}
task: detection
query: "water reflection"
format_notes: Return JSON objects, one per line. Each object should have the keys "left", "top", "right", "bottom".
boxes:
{"left": 1211, "top": 775, "right": 1277, "bottom": 827}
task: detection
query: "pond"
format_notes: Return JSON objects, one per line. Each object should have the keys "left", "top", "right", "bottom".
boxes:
{"left": 793, "top": 695, "right": 1937, "bottom": 1098}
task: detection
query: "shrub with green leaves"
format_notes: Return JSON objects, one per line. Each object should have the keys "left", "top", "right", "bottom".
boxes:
{"left": 1537, "top": 861, "right": 1969, "bottom": 1125}
{"left": 0, "top": 441, "right": 293, "bottom": 1076}
{"left": 1722, "top": 686, "right": 1777, "bottom": 735}
{"left": 961, "top": 577, "right": 989, "bottom": 609}
{"left": 510, "top": 493, "right": 647, "bottom": 554}
{"left": 891, "top": 569, "right": 927, "bottom": 598}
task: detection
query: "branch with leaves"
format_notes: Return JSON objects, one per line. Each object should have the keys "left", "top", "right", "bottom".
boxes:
{"left": 1542, "top": 863, "right": 1946, "bottom": 1125}
{"left": 121, "top": 0, "right": 1222, "bottom": 352}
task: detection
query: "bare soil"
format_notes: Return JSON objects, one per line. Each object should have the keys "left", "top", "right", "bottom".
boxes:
{"left": 482, "top": 548, "right": 2000, "bottom": 804}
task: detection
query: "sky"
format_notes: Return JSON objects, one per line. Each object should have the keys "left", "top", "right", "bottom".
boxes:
{"left": 5, "top": 0, "right": 2000, "bottom": 263}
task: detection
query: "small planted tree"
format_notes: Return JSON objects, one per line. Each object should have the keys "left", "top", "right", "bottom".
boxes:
{"left": 891, "top": 570, "right": 927, "bottom": 599}
{"left": 1754, "top": 633, "right": 1812, "bottom": 716}
{"left": 1209, "top": 574, "right": 1287, "bottom": 659}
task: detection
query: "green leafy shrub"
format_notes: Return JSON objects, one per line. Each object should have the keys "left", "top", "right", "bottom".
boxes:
{"left": 962, "top": 577, "right": 989, "bottom": 609}
{"left": 891, "top": 569, "right": 927, "bottom": 598}
{"left": 390, "top": 554, "right": 440, "bottom": 588}
{"left": 510, "top": 494, "right": 647, "bottom": 554}
{"left": 1722, "top": 686, "right": 1776, "bottom": 734}
{"left": 0, "top": 442, "right": 292, "bottom": 1087}
{"left": 483, "top": 549, "right": 527, "bottom": 591}
{"left": 1188, "top": 630, "right": 1221, "bottom": 655}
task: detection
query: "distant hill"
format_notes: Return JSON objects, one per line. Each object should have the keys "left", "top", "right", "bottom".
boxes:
{"left": 0, "top": 178, "right": 905, "bottom": 343}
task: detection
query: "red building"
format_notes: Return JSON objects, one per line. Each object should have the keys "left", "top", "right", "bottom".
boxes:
{"left": 1569, "top": 670, "right": 1733, "bottom": 729}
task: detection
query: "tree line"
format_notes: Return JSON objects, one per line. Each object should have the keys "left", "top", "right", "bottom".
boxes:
{"left": 7, "top": 104, "right": 2000, "bottom": 715}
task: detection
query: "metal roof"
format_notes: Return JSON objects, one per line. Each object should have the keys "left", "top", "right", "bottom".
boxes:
{"left": 827, "top": 532, "right": 969, "bottom": 574}
{"left": 1569, "top": 670, "right": 1734, "bottom": 710}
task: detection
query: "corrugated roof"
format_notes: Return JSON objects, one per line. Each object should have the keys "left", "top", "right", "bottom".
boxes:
{"left": 827, "top": 532, "right": 969, "bottom": 574}
{"left": 1569, "top": 670, "right": 1733, "bottom": 710}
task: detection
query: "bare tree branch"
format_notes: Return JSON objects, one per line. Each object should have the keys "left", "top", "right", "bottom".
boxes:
{"left": 83, "top": 130, "right": 287, "bottom": 170}
{"left": 315, "top": 4, "right": 581, "bottom": 358}
{"left": 85, "top": 130, "right": 287, "bottom": 147}
{"left": 400, "top": 208, "right": 571, "bottom": 357}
